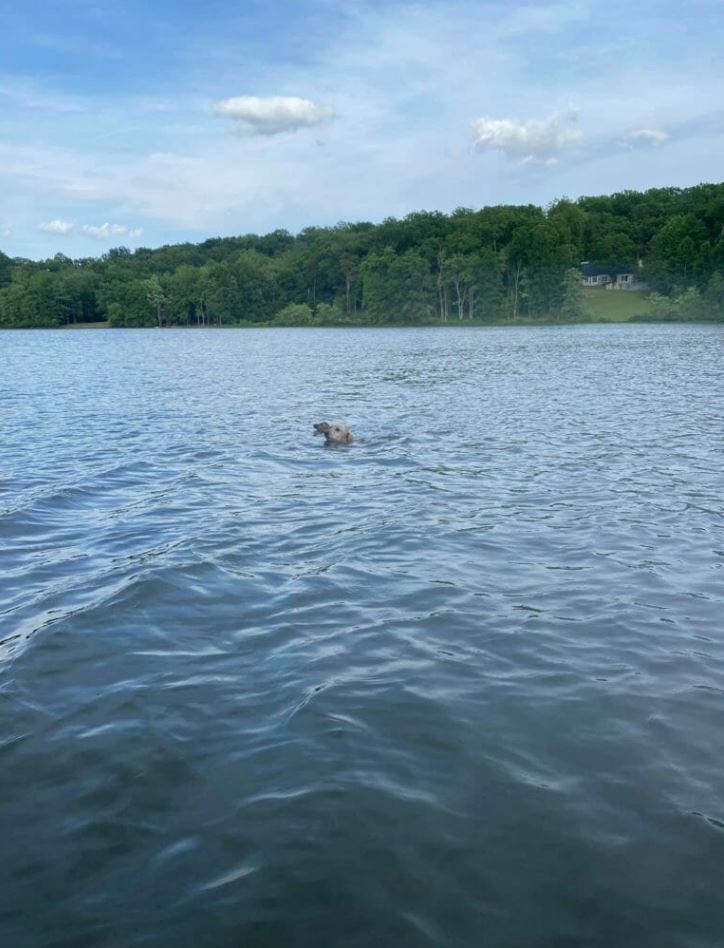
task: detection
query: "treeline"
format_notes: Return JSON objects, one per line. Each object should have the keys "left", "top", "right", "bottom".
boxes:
{"left": 2, "top": 182, "right": 724, "bottom": 328}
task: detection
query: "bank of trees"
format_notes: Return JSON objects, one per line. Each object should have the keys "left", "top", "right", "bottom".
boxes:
{"left": 2, "top": 182, "right": 724, "bottom": 328}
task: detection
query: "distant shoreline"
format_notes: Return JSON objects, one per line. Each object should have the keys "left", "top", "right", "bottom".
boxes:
{"left": 2, "top": 289, "right": 720, "bottom": 330}
{"left": 3, "top": 315, "right": 721, "bottom": 331}
{"left": 2, "top": 287, "right": 675, "bottom": 330}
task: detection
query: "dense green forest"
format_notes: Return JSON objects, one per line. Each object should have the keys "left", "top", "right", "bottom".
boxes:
{"left": 2, "top": 182, "right": 724, "bottom": 328}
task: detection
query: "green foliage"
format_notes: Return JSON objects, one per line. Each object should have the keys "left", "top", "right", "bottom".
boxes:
{"left": 646, "top": 214, "right": 709, "bottom": 293}
{"left": 97, "top": 278, "right": 155, "bottom": 326}
{"left": 647, "top": 287, "right": 708, "bottom": 321}
{"left": 314, "top": 302, "right": 345, "bottom": 324}
{"left": 361, "top": 248, "right": 435, "bottom": 322}
{"left": 560, "top": 268, "right": 586, "bottom": 321}
{"left": 0, "top": 265, "right": 100, "bottom": 327}
{"left": 2, "top": 181, "right": 724, "bottom": 328}
{"left": 0, "top": 251, "right": 14, "bottom": 289}
{"left": 272, "top": 303, "right": 315, "bottom": 325}
{"left": 144, "top": 274, "right": 166, "bottom": 327}
{"left": 704, "top": 270, "right": 724, "bottom": 316}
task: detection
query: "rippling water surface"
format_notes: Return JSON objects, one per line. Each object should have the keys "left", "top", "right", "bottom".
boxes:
{"left": 2, "top": 324, "right": 724, "bottom": 947}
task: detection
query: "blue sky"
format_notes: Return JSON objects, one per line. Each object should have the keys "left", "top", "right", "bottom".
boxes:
{"left": 2, "top": 0, "right": 723, "bottom": 259}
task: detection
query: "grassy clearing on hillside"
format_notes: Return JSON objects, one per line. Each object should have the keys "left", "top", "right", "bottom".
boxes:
{"left": 583, "top": 289, "right": 654, "bottom": 322}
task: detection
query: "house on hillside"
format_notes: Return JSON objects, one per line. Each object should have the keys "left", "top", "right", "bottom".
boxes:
{"left": 580, "top": 261, "right": 648, "bottom": 291}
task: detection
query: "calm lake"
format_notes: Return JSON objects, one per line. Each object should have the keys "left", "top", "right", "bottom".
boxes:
{"left": 2, "top": 324, "right": 724, "bottom": 948}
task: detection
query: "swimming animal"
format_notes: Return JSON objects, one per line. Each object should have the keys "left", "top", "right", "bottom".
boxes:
{"left": 313, "top": 422, "right": 355, "bottom": 444}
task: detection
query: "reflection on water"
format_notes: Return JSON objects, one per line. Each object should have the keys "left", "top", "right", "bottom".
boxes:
{"left": 1, "top": 324, "right": 724, "bottom": 947}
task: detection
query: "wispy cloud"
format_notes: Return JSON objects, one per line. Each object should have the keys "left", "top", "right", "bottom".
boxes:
{"left": 670, "top": 109, "right": 724, "bottom": 140}
{"left": 625, "top": 128, "right": 669, "bottom": 146}
{"left": 472, "top": 111, "right": 582, "bottom": 164}
{"left": 82, "top": 222, "right": 143, "bottom": 240}
{"left": 39, "top": 218, "right": 74, "bottom": 235}
{"left": 212, "top": 96, "right": 334, "bottom": 135}
{"left": 0, "top": 79, "right": 86, "bottom": 114}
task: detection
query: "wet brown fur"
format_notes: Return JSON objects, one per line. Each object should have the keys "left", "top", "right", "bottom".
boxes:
{"left": 313, "top": 422, "right": 355, "bottom": 444}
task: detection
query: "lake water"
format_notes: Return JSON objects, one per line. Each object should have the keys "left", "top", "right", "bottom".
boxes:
{"left": 1, "top": 324, "right": 724, "bottom": 948}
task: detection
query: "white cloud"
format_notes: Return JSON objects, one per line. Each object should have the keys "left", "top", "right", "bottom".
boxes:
{"left": 39, "top": 218, "right": 74, "bottom": 235}
{"left": 626, "top": 127, "right": 669, "bottom": 146}
{"left": 472, "top": 111, "right": 583, "bottom": 164}
{"left": 82, "top": 222, "right": 142, "bottom": 240}
{"left": 212, "top": 96, "right": 334, "bottom": 135}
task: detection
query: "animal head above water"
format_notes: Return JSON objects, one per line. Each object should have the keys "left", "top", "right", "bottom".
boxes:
{"left": 313, "top": 422, "right": 355, "bottom": 444}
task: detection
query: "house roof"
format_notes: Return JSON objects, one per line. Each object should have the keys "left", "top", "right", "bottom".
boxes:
{"left": 581, "top": 261, "right": 634, "bottom": 277}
